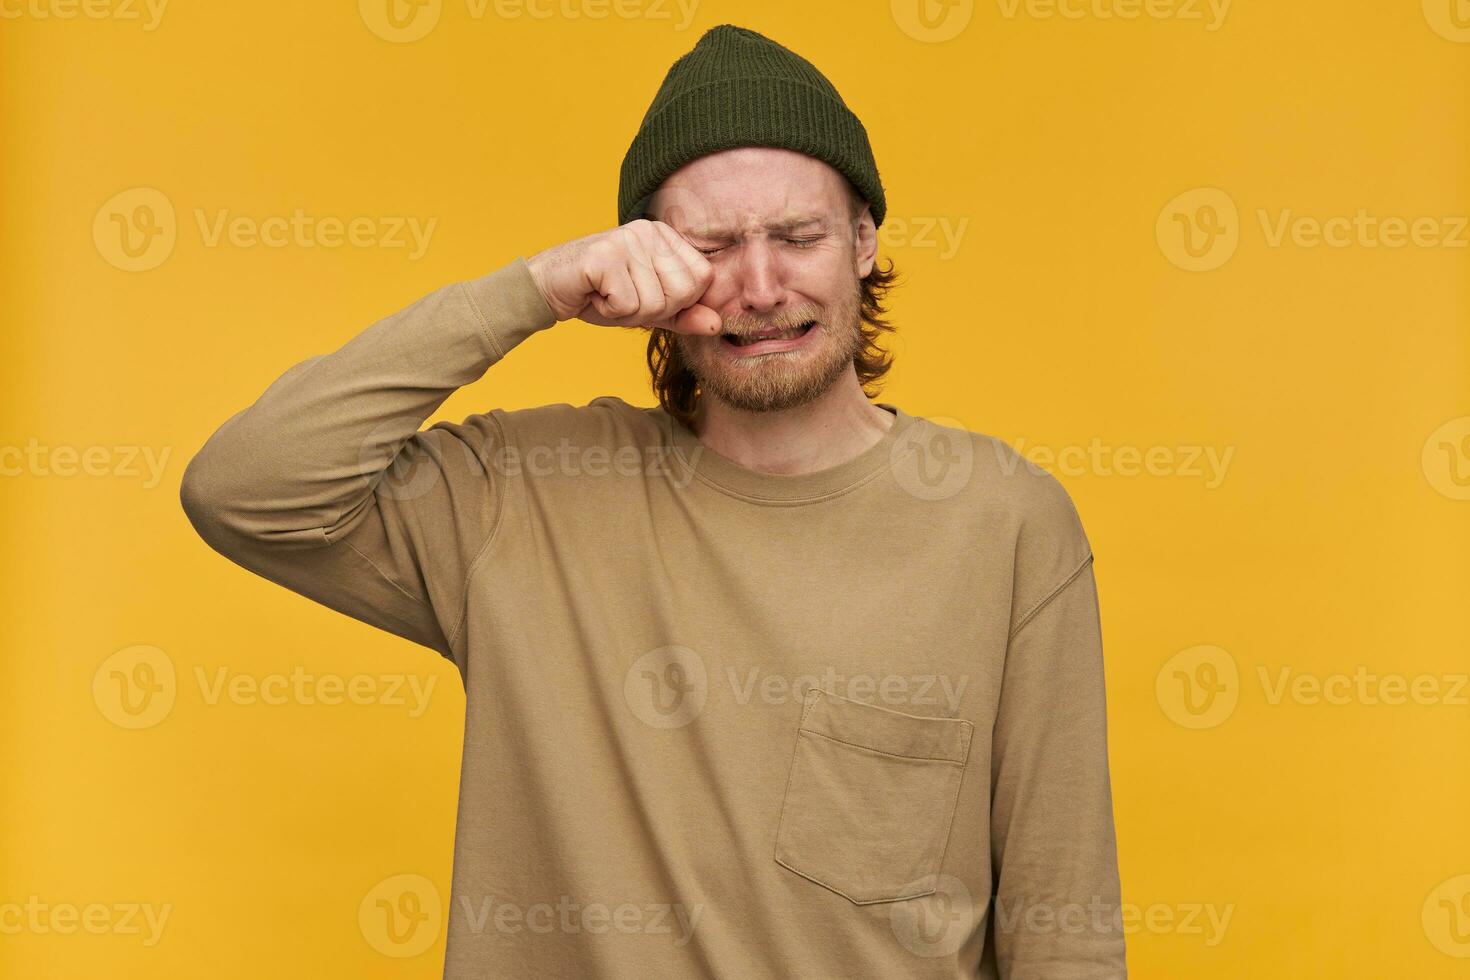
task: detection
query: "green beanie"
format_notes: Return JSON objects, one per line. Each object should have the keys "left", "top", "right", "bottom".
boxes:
{"left": 617, "top": 24, "right": 887, "bottom": 231}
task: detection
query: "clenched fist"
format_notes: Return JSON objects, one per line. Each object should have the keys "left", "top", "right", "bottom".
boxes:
{"left": 526, "top": 220, "right": 723, "bottom": 335}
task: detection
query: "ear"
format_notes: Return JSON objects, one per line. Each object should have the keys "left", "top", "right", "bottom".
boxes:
{"left": 853, "top": 204, "right": 877, "bottom": 279}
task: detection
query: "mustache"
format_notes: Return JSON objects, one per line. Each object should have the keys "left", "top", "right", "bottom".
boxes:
{"left": 716, "top": 308, "right": 823, "bottom": 337}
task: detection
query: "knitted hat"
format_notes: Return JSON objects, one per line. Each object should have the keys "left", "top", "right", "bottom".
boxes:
{"left": 617, "top": 24, "right": 886, "bottom": 230}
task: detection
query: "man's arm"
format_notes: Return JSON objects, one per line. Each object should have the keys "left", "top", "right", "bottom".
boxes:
{"left": 987, "top": 503, "right": 1126, "bottom": 976}
{"left": 179, "top": 257, "right": 558, "bottom": 661}
{"left": 179, "top": 222, "right": 720, "bottom": 667}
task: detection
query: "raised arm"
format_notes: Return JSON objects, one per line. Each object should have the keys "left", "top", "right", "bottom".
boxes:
{"left": 179, "top": 222, "right": 719, "bottom": 667}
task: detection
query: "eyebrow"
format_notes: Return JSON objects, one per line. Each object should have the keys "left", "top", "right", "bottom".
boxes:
{"left": 685, "top": 216, "right": 828, "bottom": 239}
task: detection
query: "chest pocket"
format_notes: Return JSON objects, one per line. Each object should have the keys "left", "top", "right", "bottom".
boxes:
{"left": 773, "top": 687, "right": 975, "bottom": 905}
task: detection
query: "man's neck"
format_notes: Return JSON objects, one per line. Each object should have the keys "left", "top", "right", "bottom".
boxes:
{"left": 688, "top": 377, "right": 895, "bottom": 476}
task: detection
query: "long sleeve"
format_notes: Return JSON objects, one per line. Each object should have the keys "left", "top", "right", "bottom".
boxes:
{"left": 179, "top": 256, "right": 557, "bottom": 668}
{"left": 987, "top": 554, "right": 1127, "bottom": 978}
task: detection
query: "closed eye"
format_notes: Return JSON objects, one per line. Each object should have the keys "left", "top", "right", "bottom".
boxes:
{"left": 696, "top": 236, "right": 825, "bottom": 255}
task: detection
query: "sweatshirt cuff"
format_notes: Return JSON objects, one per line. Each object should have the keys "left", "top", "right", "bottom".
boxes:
{"left": 460, "top": 255, "right": 559, "bottom": 360}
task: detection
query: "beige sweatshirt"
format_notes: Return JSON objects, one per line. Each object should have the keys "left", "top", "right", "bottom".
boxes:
{"left": 180, "top": 256, "right": 1126, "bottom": 979}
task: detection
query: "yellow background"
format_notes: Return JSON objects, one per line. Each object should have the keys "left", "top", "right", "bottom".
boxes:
{"left": 3, "top": 0, "right": 1468, "bottom": 976}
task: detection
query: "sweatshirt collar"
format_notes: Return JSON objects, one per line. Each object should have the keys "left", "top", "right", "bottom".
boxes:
{"left": 661, "top": 402, "right": 916, "bottom": 504}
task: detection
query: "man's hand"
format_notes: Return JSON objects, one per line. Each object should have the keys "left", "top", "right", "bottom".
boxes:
{"left": 526, "top": 220, "right": 723, "bottom": 335}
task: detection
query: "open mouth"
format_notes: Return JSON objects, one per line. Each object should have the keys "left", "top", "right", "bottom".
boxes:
{"left": 720, "top": 320, "right": 817, "bottom": 351}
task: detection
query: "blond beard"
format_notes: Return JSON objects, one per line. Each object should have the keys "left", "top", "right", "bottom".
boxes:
{"left": 673, "top": 275, "right": 864, "bottom": 414}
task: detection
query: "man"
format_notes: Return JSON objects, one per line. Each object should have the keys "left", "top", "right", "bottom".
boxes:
{"left": 180, "top": 23, "right": 1126, "bottom": 979}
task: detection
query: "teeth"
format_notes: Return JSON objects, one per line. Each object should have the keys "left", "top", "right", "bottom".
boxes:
{"left": 728, "top": 321, "right": 813, "bottom": 346}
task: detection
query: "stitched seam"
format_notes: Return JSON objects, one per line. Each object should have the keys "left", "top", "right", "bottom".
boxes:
{"left": 771, "top": 856, "right": 936, "bottom": 906}
{"left": 796, "top": 729, "right": 967, "bottom": 767}
{"left": 446, "top": 409, "right": 511, "bottom": 651}
{"left": 774, "top": 693, "right": 945, "bottom": 907}
{"left": 1009, "top": 552, "right": 1093, "bottom": 640}
{"left": 459, "top": 280, "right": 506, "bottom": 361}
{"left": 664, "top": 414, "right": 894, "bottom": 507}
{"left": 772, "top": 693, "right": 814, "bottom": 876}
{"left": 339, "top": 539, "right": 429, "bottom": 608}
{"left": 929, "top": 738, "right": 975, "bottom": 892}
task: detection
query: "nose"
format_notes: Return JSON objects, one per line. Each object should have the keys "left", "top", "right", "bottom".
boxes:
{"left": 730, "top": 238, "right": 785, "bottom": 317}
